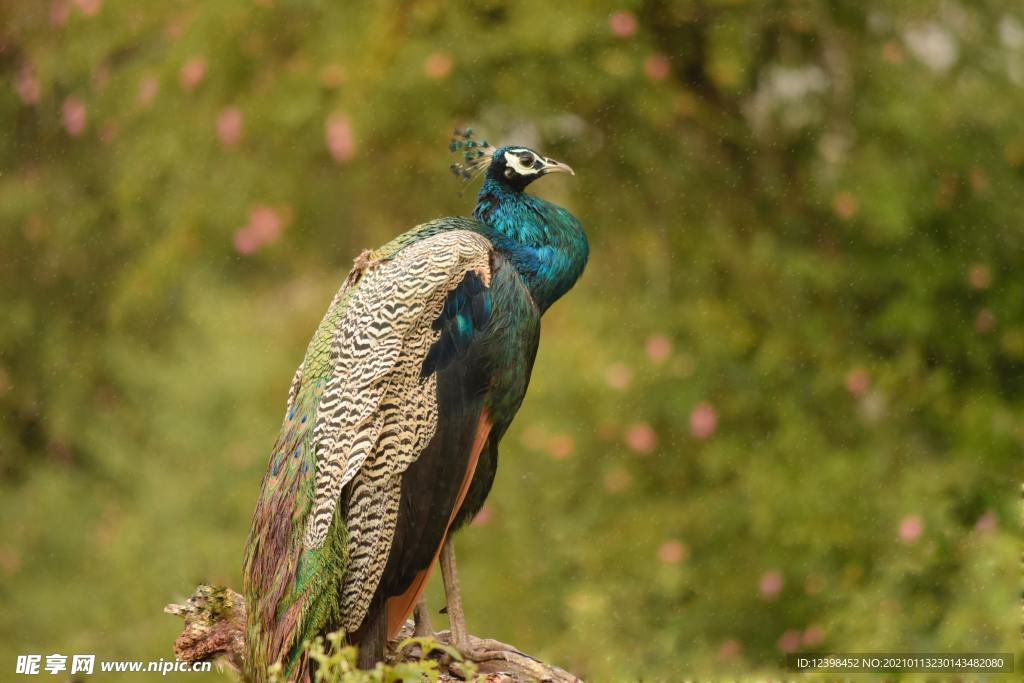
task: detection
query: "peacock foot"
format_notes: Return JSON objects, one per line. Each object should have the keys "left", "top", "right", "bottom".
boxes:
{"left": 390, "top": 625, "right": 579, "bottom": 682}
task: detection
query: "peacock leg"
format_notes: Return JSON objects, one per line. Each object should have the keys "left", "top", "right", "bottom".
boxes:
{"left": 437, "top": 540, "right": 572, "bottom": 678}
{"left": 413, "top": 596, "right": 433, "bottom": 637}
{"left": 439, "top": 537, "right": 470, "bottom": 652}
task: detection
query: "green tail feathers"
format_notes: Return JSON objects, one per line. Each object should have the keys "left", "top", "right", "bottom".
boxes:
{"left": 243, "top": 482, "right": 349, "bottom": 682}
{"left": 242, "top": 250, "right": 369, "bottom": 682}
{"left": 284, "top": 515, "right": 349, "bottom": 676}
{"left": 242, "top": 376, "right": 349, "bottom": 682}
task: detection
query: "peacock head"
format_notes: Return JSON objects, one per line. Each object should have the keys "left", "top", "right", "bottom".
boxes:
{"left": 449, "top": 128, "right": 574, "bottom": 192}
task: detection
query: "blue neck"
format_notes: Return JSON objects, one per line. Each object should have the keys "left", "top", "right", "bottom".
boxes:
{"left": 473, "top": 177, "right": 589, "bottom": 313}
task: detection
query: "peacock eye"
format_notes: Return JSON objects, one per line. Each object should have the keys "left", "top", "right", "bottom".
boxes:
{"left": 519, "top": 152, "right": 536, "bottom": 167}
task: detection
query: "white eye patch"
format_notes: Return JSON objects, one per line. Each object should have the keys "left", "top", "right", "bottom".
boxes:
{"left": 503, "top": 149, "right": 542, "bottom": 176}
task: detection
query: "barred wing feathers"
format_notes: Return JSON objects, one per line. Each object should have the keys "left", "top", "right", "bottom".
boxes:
{"left": 306, "top": 229, "right": 494, "bottom": 630}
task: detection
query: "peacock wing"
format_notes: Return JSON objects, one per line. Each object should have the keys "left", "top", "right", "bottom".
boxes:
{"left": 307, "top": 229, "right": 495, "bottom": 631}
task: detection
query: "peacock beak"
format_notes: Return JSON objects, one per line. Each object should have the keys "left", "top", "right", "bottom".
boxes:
{"left": 542, "top": 158, "right": 575, "bottom": 176}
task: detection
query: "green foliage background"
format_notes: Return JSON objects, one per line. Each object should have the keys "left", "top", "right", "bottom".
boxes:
{"left": 1, "top": 1, "right": 1021, "bottom": 679}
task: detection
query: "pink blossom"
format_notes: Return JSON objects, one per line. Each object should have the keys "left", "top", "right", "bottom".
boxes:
{"left": 645, "top": 334, "right": 671, "bottom": 363}
{"left": 759, "top": 570, "right": 784, "bottom": 599}
{"left": 604, "top": 362, "right": 633, "bottom": 390}
{"left": 802, "top": 624, "right": 825, "bottom": 647}
{"left": 625, "top": 422, "right": 657, "bottom": 454}
{"left": 62, "top": 96, "right": 87, "bottom": 136}
{"left": 472, "top": 504, "right": 492, "bottom": 527}
{"left": 974, "top": 511, "right": 996, "bottom": 534}
{"left": 608, "top": 11, "right": 638, "bottom": 38}
{"left": 644, "top": 54, "right": 671, "bottom": 81}
{"left": 138, "top": 75, "right": 159, "bottom": 106}
{"left": 845, "top": 368, "right": 870, "bottom": 396}
{"left": 180, "top": 58, "right": 206, "bottom": 91}
{"left": 657, "top": 539, "right": 687, "bottom": 564}
{"left": 777, "top": 629, "right": 802, "bottom": 653}
{"left": 248, "top": 205, "right": 283, "bottom": 243}
{"left": 899, "top": 515, "right": 923, "bottom": 543}
{"left": 967, "top": 263, "right": 992, "bottom": 290}
{"left": 689, "top": 402, "right": 717, "bottom": 439}
{"left": 15, "top": 64, "right": 39, "bottom": 105}
{"left": 50, "top": 0, "right": 71, "bottom": 27}
{"left": 217, "top": 107, "right": 243, "bottom": 147}
{"left": 424, "top": 53, "right": 453, "bottom": 80}
{"left": 717, "top": 639, "right": 741, "bottom": 659}
{"left": 233, "top": 228, "right": 259, "bottom": 255}
{"left": 233, "top": 205, "right": 286, "bottom": 255}
{"left": 325, "top": 113, "right": 356, "bottom": 163}
{"left": 546, "top": 433, "right": 575, "bottom": 460}
{"left": 72, "top": 0, "right": 102, "bottom": 16}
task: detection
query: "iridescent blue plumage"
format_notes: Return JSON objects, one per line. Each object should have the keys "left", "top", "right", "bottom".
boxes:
{"left": 473, "top": 150, "right": 588, "bottom": 313}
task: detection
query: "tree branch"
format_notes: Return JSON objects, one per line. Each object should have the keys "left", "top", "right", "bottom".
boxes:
{"left": 165, "top": 584, "right": 582, "bottom": 682}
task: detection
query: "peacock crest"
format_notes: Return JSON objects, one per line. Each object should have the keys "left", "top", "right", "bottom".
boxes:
{"left": 448, "top": 128, "right": 495, "bottom": 183}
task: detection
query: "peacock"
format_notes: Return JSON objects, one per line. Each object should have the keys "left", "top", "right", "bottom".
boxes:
{"left": 242, "top": 130, "right": 588, "bottom": 681}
